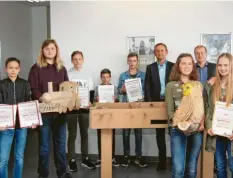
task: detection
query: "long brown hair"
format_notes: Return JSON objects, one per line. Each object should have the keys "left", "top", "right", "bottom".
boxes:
{"left": 37, "top": 39, "right": 63, "bottom": 71}
{"left": 213, "top": 53, "right": 233, "bottom": 106}
{"left": 169, "top": 53, "right": 199, "bottom": 81}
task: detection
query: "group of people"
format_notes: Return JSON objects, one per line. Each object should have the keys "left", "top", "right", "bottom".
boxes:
{"left": 0, "top": 38, "right": 232, "bottom": 178}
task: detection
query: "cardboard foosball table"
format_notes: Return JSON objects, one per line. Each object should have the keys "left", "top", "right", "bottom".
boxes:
{"left": 90, "top": 102, "right": 214, "bottom": 178}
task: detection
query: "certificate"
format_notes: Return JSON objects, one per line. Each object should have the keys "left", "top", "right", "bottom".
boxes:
{"left": 212, "top": 101, "right": 233, "bottom": 137}
{"left": 18, "top": 101, "right": 40, "bottom": 128}
{"left": 78, "top": 86, "right": 89, "bottom": 108}
{"left": 0, "top": 104, "right": 14, "bottom": 128}
{"left": 98, "top": 85, "right": 114, "bottom": 103}
{"left": 125, "top": 78, "right": 143, "bottom": 102}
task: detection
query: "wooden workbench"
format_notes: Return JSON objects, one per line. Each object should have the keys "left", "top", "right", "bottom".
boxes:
{"left": 90, "top": 102, "right": 214, "bottom": 178}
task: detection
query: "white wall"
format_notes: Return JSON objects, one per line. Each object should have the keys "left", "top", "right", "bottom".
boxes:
{"left": 0, "top": 2, "right": 33, "bottom": 79}
{"left": 31, "top": 6, "right": 48, "bottom": 63}
{"left": 0, "top": 2, "right": 48, "bottom": 79}
{"left": 50, "top": 1, "right": 233, "bottom": 157}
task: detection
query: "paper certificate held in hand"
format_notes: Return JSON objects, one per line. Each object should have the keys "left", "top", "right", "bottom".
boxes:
{"left": 18, "top": 101, "right": 41, "bottom": 128}
{"left": 78, "top": 86, "right": 90, "bottom": 108}
{"left": 98, "top": 85, "right": 114, "bottom": 103}
{"left": 212, "top": 101, "right": 233, "bottom": 137}
{"left": 125, "top": 78, "right": 143, "bottom": 102}
{"left": 0, "top": 104, "right": 14, "bottom": 128}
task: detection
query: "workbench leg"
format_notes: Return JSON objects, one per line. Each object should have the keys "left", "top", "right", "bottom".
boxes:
{"left": 201, "top": 131, "right": 214, "bottom": 178}
{"left": 101, "top": 129, "right": 113, "bottom": 178}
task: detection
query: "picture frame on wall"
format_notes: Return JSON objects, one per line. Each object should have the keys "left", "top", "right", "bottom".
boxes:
{"left": 127, "top": 36, "right": 155, "bottom": 72}
{"left": 201, "top": 33, "right": 232, "bottom": 63}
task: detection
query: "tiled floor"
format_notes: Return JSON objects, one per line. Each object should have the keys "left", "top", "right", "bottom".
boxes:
{"left": 8, "top": 130, "right": 172, "bottom": 178}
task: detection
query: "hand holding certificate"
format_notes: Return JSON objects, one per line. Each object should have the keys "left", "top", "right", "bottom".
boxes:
{"left": 125, "top": 78, "right": 143, "bottom": 102}
{"left": 98, "top": 85, "right": 114, "bottom": 103}
{"left": 0, "top": 104, "right": 14, "bottom": 128}
{"left": 18, "top": 101, "right": 41, "bottom": 128}
{"left": 212, "top": 101, "right": 233, "bottom": 137}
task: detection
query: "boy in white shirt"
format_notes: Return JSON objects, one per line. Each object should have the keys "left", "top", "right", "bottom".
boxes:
{"left": 67, "top": 51, "right": 95, "bottom": 172}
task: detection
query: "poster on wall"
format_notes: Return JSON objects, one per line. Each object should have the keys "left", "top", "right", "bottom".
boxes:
{"left": 127, "top": 36, "right": 155, "bottom": 72}
{"left": 201, "top": 33, "right": 232, "bottom": 63}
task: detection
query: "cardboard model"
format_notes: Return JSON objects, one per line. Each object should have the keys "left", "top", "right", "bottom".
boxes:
{"left": 39, "top": 81, "right": 81, "bottom": 113}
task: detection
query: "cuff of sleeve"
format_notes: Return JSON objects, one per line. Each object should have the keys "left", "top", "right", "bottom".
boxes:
{"left": 34, "top": 92, "right": 42, "bottom": 100}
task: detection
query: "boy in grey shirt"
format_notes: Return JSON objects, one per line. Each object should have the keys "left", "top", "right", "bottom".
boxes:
{"left": 94, "top": 68, "right": 120, "bottom": 167}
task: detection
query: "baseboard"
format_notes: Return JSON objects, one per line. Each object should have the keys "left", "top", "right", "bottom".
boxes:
{"left": 72, "top": 154, "right": 172, "bottom": 163}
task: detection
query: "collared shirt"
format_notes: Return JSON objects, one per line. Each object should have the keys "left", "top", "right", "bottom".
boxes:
{"left": 196, "top": 62, "right": 208, "bottom": 84}
{"left": 157, "top": 60, "right": 167, "bottom": 97}
{"left": 117, "top": 70, "right": 145, "bottom": 102}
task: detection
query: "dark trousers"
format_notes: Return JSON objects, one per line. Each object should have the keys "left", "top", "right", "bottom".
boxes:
{"left": 123, "top": 129, "right": 142, "bottom": 157}
{"left": 67, "top": 113, "right": 89, "bottom": 160}
{"left": 97, "top": 129, "right": 115, "bottom": 159}
{"left": 37, "top": 115, "right": 68, "bottom": 178}
{"left": 156, "top": 128, "right": 167, "bottom": 164}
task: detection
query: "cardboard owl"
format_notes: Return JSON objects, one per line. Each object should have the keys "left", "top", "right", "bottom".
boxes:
{"left": 173, "top": 81, "right": 204, "bottom": 132}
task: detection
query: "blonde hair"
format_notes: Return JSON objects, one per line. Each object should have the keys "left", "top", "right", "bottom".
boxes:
{"left": 37, "top": 39, "right": 64, "bottom": 71}
{"left": 213, "top": 53, "right": 233, "bottom": 106}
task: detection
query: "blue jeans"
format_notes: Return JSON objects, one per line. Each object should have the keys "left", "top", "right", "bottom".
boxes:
{"left": 170, "top": 128, "right": 203, "bottom": 178}
{"left": 215, "top": 136, "right": 233, "bottom": 178}
{"left": 0, "top": 128, "right": 28, "bottom": 178}
{"left": 123, "top": 129, "right": 142, "bottom": 157}
{"left": 38, "top": 115, "right": 68, "bottom": 178}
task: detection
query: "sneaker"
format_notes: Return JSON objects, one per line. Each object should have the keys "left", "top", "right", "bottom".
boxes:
{"left": 121, "top": 156, "right": 130, "bottom": 168}
{"left": 81, "top": 157, "right": 96, "bottom": 170}
{"left": 68, "top": 159, "right": 78, "bottom": 172}
{"left": 134, "top": 157, "right": 148, "bottom": 168}
{"left": 112, "top": 158, "right": 120, "bottom": 167}
{"left": 95, "top": 159, "right": 101, "bottom": 168}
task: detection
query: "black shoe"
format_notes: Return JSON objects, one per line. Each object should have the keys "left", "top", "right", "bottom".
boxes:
{"left": 121, "top": 156, "right": 130, "bottom": 168}
{"left": 112, "top": 157, "right": 120, "bottom": 167}
{"left": 68, "top": 159, "right": 78, "bottom": 172}
{"left": 95, "top": 159, "right": 101, "bottom": 168}
{"left": 156, "top": 163, "right": 167, "bottom": 171}
{"left": 58, "top": 173, "right": 73, "bottom": 178}
{"left": 81, "top": 157, "right": 96, "bottom": 170}
{"left": 134, "top": 157, "right": 147, "bottom": 168}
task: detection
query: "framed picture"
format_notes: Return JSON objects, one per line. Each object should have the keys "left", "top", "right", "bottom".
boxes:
{"left": 127, "top": 36, "right": 155, "bottom": 72}
{"left": 201, "top": 33, "right": 232, "bottom": 63}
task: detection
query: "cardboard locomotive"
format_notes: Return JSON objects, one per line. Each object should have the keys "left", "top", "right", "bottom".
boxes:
{"left": 39, "top": 81, "right": 81, "bottom": 113}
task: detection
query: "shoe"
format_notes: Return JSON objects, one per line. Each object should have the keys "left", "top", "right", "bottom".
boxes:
{"left": 68, "top": 159, "right": 78, "bottom": 172}
{"left": 95, "top": 159, "right": 101, "bottom": 168}
{"left": 58, "top": 173, "right": 73, "bottom": 178}
{"left": 134, "top": 157, "right": 148, "bottom": 168}
{"left": 112, "top": 157, "right": 120, "bottom": 167}
{"left": 156, "top": 162, "right": 167, "bottom": 171}
{"left": 81, "top": 157, "right": 96, "bottom": 170}
{"left": 121, "top": 156, "right": 130, "bottom": 168}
